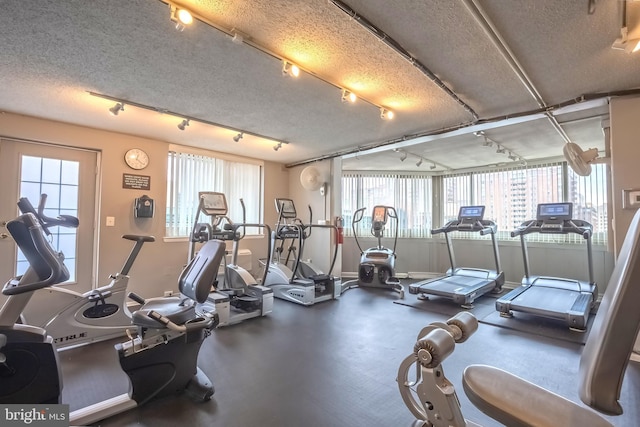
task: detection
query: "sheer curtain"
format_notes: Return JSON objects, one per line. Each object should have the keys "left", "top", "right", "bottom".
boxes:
{"left": 166, "top": 151, "right": 262, "bottom": 237}
{"left": 342, "top": 172, "right": 432, "bottom": 238}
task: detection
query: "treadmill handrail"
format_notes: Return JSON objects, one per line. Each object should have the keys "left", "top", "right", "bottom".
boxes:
{"left": 511, "top": 219, "right": 593, "bottom": 238}
{"left": 432, "top": 219, "right": 497, "bottom": 235}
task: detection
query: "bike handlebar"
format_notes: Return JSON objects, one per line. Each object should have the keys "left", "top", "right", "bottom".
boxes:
{"left": 17, "top": 194, "right": 79, "bottom": 237}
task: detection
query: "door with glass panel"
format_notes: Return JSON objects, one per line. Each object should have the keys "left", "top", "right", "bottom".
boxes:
{"left": 0, "top": 139, "right": 97, "bottom": 296}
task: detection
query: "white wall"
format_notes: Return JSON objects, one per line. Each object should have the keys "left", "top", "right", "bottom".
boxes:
{"left": 286, "top": 160, "right": 338, "bottom": 275}
{"left": 610, "top": 95, "right": 640, "bottom": 255}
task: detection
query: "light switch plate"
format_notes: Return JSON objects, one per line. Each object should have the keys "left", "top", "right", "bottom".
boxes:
{"left": 622, "top": 189, "right": 640, "bottom": 209}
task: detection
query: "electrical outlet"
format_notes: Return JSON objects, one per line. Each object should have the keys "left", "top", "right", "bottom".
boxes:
{"left": 106, "top": 216, "right": 115, "bottom": 226}
{"left": 164, "top": 290, "right": 174, "bottom": 297}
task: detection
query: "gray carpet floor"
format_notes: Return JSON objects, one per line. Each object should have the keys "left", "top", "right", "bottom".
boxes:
{"left": 59, "top": 283, "right": 640, "bottom": 426}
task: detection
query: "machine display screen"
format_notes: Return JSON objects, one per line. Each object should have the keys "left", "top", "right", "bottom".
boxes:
{"left": 537, "top": 203, "right": 572, "bottom": 221}
{"left": 275, "top": 198, "right": 297, "bottom": 218}
{"left": 372, "top": 206, "right": 387, "bottom": 224}
{"left": 200, "top": 192, "right": 227, "bottom": 214}
{"left": 458, "top": 206, "right": 485, "bottom": 221}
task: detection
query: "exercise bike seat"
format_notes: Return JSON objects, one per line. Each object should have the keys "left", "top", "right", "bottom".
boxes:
{"left": 462, "top": 364, "right": 613, "bottom": 427}
{"left": 131, "top": 240, "right": 225, "bottom": 329}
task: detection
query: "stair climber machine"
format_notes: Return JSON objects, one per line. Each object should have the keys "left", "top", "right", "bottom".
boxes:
{"left": 409, "top": 206, "right": 504, "bottom": 308}
{"left": 0, "top": 211, "right": 222, "bottom": 425}
{"left": 13, "top": 194, "right": 153, "bottom": 349}
{"left": 344, "top": 205, "right": 404, "bottom": 298}
{"left": 189, "top": 191, "right": 273, "bottom": 326}
{"left": 262, "top": 198, "right": 339, "bottom": 305}
{"left": 496, "top": 202, "right": 597, "bottom": 331}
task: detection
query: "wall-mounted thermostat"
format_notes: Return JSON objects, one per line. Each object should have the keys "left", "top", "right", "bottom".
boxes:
{"left": 622, "top": 189, "right": 640, "bottom": 209}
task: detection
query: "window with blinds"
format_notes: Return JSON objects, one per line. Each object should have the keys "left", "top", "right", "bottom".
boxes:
{"left": 342, "top": 173, "right": 432, "bottom": 238}
{"left": 166, "top": 150, "right": 263, "bottom": 238}
{"left": 441, "top": 162, "right": 607, "bottom": 244}
{"left": 345, "top": 162, "right": 608, "bottom": 245}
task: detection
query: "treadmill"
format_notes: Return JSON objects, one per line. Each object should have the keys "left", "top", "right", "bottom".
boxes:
{"left": 409, "top": 206, "right": 504, "bottom": 307}
{"left": 495, "top": 202, "right": 597, "bottom": 331}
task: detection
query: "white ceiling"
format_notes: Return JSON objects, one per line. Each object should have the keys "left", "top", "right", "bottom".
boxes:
{"left": 1, "top": 0, "right": 639, "bottom": 172}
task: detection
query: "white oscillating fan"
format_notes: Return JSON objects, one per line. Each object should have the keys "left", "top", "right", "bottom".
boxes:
{"left": 300, "top": 166, "right": 327, "bottom": 195}
{"left": 563, "top": 142, "right": 601, "bottom": 176}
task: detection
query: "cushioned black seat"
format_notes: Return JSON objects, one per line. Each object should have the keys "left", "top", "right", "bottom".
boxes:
{"left": 130, "top": 240, "right": 225, "bottom": 329}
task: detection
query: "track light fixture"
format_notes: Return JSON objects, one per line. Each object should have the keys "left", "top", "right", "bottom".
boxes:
{"left": 341, "top": 89, "right": 357, "bottom": 103}
{"left": 90, "top": 91, "right": 291, "bottom": 151}
{"left": 507, "top": 152, "right": 518, "bottom": 161}
{"left": 282, "top": 61, "right": 300, "bottom": 77}
{"left": 109, "top": 102, "right": 124, "bottom": 116}
{"left": 273, "top": 142, "right": 283, "bottom": 151}
{"left": 177, "top": 119, "right": 190, "bottom": 131}
{"left": 430, "top": 163, "right": 437, "bottom": 170}
{"left": 380, "top": 108, "right": 395, "bottom": 120}
{"left": 399, "top": 151, "right": 407, "bottom": 161}
{"left": 416, "top": 158, "right": 423, "bottom": 167}
{"left": 496, "top": 145, "right": 506, "bottom": 154}
{"left": 170, "top": 5, "right": 193, "bottom": 31}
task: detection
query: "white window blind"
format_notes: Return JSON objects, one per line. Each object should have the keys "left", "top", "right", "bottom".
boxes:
{"left": 439, "top": 162, "right": 607, "bottom": 244}
{"left": 342, "top": 173, "right": 432, "bottom": 238}
{"left": 567, "top": 163, "right": 608, "bottom": 245}
{"left": 166, "top": 151, "right": 262, "bottom": 238}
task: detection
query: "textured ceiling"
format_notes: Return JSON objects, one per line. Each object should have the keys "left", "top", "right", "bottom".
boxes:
{"left": 0, "top": 0, "right": 639, "bottom": 171}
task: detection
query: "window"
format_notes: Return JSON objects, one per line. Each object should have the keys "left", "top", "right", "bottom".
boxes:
{"left": 166, "top": 149, "right": 263, "bottom": 238}
{"left": 19, "top": 156, "right": 79, "bottom": 281}
{"left": 342, "top": 173, "right": 432, "bottom": 238}
{"left": 441, "top": 162, "right": 608, "bottom": 244}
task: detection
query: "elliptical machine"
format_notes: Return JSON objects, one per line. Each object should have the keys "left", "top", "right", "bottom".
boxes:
{"left": 189, "top": 191, "right": 273, "bottom": 326}
{"left": 10, "top": 194, "right": 153, "bottom": 349}
{"left": 345, "top": 205, "right": 404, "bottom": 298}
{"left": 262, "top": 198, "right": 339, "bottom": 305}
{"left": 0, "top": 211, "right": 222, "bottom": 425}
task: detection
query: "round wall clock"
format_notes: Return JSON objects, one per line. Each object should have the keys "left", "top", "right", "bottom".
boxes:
{"left": 124, "top": 148, "right": 149, "bottom": 170}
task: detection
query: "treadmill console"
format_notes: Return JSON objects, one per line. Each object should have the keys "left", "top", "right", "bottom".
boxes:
{"left": 458, "top": 206, "right": 485, "bottom": 229}
{"left": 537, "top": 202, "right": 573, "bottom": 232}
{"left": 275, "top": 198, "right": 297, "bottom": 219}
{"left": 199, "top": 192, "right": 228, "bottom": 216}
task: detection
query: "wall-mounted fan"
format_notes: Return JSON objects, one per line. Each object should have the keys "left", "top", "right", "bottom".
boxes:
{"left": 563, "top": 142, "right": 603, "bottom": 176}
{"left": 300, "top": 165, "right": 327, "bottom": 195}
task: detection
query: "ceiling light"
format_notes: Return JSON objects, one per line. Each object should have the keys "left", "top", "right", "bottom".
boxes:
{"left": 482, "top": 137, "right": 493, "bottom": 147}
{"left": 519, "top": 159, "right": 528, "bottom": 166}
{"left": 177, "top": 119, "right": 190, "bottom": 131}
{"left": 170, "top": 6, "right": 193, "bottom": 31}
{"left": 341, "top": 89, "right": 357, "bottom": 103}
{"left": 380, "top": 108, "right": 394, "bottom": 120}
{"left": 496, "top": 145, "right": 506, "bottom": 154}
{"left": 473, "top": 131, "right": 485, "bottom": 137}
{"left": 282, "top": 61, "right": 300, "bottom": 77}
{"left": 230, "top": 29, "right": 245, "bottom": 45}
{"left": 416, "top": 158, "right": 423, "bottom": 167}
{"left": 399, "top": 151, "right": 407, "bottom": 161}
{"left": 109, "top": 102, "right": 124, "bottom": 116}
{"left": 233, "top": 132, "right": 244, "bottom": 142}
{"left": 508, "top": 152, "right": 517, "bottom": 161}
{"left": 273, "top": 142, "right": 283, "bottom": 151}
{"left": 430, "top": 163, "right": 437, "bottom": 170}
